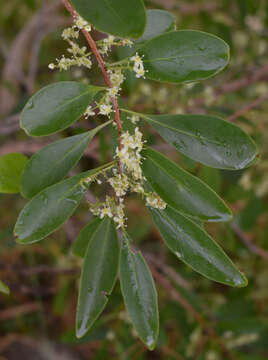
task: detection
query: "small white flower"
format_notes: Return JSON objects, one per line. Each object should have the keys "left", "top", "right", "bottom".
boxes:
{"left": 48, "top": 63, "right": 55, "bottom": 70}
{"left": 99, "top": 104, "right": 113, "bottom": 116}
{"left": 84, "top": 105, "right": 95, "bottom": 118}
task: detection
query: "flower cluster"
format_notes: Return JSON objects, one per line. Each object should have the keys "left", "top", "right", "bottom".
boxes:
{"left": 116, "top": 127, "right": 144, "bottom": 180}
{"left": 98, "top": 36, "right": 133, "bottom": 56}
{"left": 48, "top": 18, "right": 166, "bottom": 228}
{"left": 96, "top": 68, "right": 125, "bottom": 118}
{"left": 48, "top": 16, "right": 92, "bottom": 72}
{"left": 89, "top": 196, "right": 126, "bottom": 229}
{"left": 130, "top": 52, "right": 146, "bottom": 78}
{"left": 145, "top": 192, "right": 167, "bottom": 209}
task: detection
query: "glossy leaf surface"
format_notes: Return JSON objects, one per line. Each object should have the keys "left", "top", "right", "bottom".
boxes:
{"left": 142, "top": 148, "right": 232, "bottom": 222}
{"left": 140, "top": 113, "right": 258, "bottom": 170}
{"left": 139, "top": 30, "right": 229, "bottom": 83}
{"left": 76, "top": 218, "right": 119, "bottom": 338}
{"left": 0, "top": 153, "right": 28, "bottom": 194}
{"left": 150, "top": 206, "right": 247, "bottom": 287}
{"left": 20, "top": 82, "right": 104, "bottom": 136}
{"left": 14, "top": 164, "right": 112, "bottom": 244}
{"left": 73, "top": 217, "right": 102, "bottom": 258}
{"left": 21, "top": 121, "right": 110, "bottom": 198}
{"left": 120, "top": 232, "right": 159, "bottom": 350}
{"left": 70, "top": 0, "right": 146, "bottom": 39}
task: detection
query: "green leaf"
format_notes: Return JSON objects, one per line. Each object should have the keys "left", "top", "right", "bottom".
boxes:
{"left": 150, "top": 205, "right": 248, "bottom": 287}
{"left": 142, "top": 147, "right": 232, "bottom": 222}
{"left": 137, "top": 9, "right": 176, "bottom": 44}
{"left": 138, "top": 30, "right": 229, "bottom": 83}
{"left": 76, "top": 218, "right": 119, "bottom": 338}
{"left": 135, "top": 112, "right": 258, "bottom": 170}
{"left": 120, "top": 232, "right": 159, "bottom": 350}
{"left": 116, "top": 9, "right": 176, "bottom": 79}
{"left": 0, "top": 153, "right": 28, "bottom": 194}
{"left": 69, "top": 0, "right": 146, "bottom": 39}
{"left": 73, "top": 217, "right": 102, "bottom": 257}
{"left": 21, "top": 121, "right": 111, "bottom": 199}
{"left": 20, "top": 82, "right": 104, "bottom": 136}
{"left": 0, "top": 280, "right": 10, "bottom": 295}
{"left": 14, "top": 163, "right": 113, "bottom": 244}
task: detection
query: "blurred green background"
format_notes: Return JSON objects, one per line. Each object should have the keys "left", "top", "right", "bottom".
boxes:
{"left": 0, "top": 0, "right": 268, "bottom": 359}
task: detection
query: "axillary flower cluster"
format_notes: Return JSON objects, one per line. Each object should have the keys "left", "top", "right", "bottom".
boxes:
{"left": 48, "top": 16, "right": 166, "bottom": 229}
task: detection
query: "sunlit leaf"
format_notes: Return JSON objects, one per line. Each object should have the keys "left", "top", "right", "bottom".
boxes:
{"left": 0, "top": 153, "right": 28, "bottom": 194}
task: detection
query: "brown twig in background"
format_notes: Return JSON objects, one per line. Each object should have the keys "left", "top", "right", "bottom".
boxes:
{"left": 231, "top": 223, "right": 268, "bottom": 261}
{"left": 228, "top": 95, "right": 268, "bottom": 122}
{"left": 150, "top": 264, "right": 237, "bottom": 360}
{"left": 0, "top": 1, "right": 65, "bottom": 116}
{"left": 144, "top": 252, "right": 192, "bottom": 290}
{"left": 0, "top": 138, "right": 99, "bottom": 160}
{"left": 0, "top": 303, "right": 42, "bottom": 321}
{"left": 189, "top": 63, "right": 268, "bottom": 112}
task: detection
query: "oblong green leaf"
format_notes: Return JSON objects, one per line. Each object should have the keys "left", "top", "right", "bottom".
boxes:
{"left": 150, "top": 205, "right": 247, "bottom": 287}
{"left": 73, "top": 217, "right": 102, "bottom": 258}
{"left": 0, "top": 280, "right": 10, "bottom": 295}
{"left": 120, "top": 232, "right": 159, "bottom": 350}
{"left": 76, "top": 218, "right": 119, "bottom": 338}
{"left": 137, "top": 112, "right": 258, "bottom": 170}
{"left": 139, "top": 30, "right": 229, "bottom": 83}
{"left": 14, "top": 164, "right": 113, "bottom": 244}
{"left": 0, "top": 153, "right": 28, "bottom": 194}
{"left": 70, "top": 0, "right": 146, "bottom": 39}
{"left": 20, "top": 82, "right": 104, "bottom": 136}
{"left": 21, "top": 121, "right": 111, "bottom": 199}
{"left": 142, "top": 147, "right": 232, "bottom": 222}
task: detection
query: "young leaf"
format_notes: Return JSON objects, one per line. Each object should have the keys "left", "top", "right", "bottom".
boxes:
{"left": 136, "top": 9, "right": 176, "bottom": 45}
{"left": 150, "top": 205, "right": 248, "bottom": 287}
{"left": 20, "top": 82, "right": 104, "bottom": 136}
{"left": 73, "top": 217, "right": 102, "bottom": 258}
{"left": 0, "top": 153, "right": 28, "bottom": 194}
{"left": 137, "top": 112, "right": 258, "bottom": 170}
{"left": 14, "top": 164, "right": 113, "bottom": 244}
{"left": 76, "top": 218, "right": 119, "bottom": 338}
{"left": 70, "top": 0, "right": 146, "bottom": 39}
{"left": 0, "top": 280, "right": 10, "bottom": 295}
{"left": 138, "top": 30, "right": 229, "bottom": 83}
{"left": 120, "top": 232, "right": 159, "bottom": 350}
{"left": 142, "top": 148, "right": 232, "bottom": 222}
{"left": 21, "top": 121, "right": 111, "bottom": 199}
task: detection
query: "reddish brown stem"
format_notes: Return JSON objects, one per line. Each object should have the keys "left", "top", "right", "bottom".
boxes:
{"left": 61, "top": 0, "right": 123, "bottom": 156}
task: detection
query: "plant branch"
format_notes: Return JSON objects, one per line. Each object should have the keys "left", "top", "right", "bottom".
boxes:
{"left": 61, "top": 0, "right": 123, "bottom": 163}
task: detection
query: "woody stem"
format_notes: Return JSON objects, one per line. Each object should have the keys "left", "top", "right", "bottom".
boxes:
{"left": 62, "top": 0, "right": 123, "bottom": 172}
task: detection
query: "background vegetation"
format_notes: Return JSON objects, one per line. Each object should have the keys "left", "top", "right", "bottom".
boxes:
{"left": 0, "top": 0, "right": 268, "bottom": 359}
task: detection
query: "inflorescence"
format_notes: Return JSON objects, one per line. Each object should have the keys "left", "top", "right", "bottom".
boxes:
{"left": 48, "top": 16, "right": 166, "bottom": 228}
